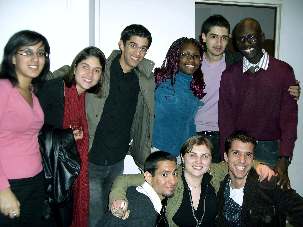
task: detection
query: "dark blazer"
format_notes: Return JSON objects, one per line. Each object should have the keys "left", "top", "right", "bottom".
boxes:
{"left": 216, "top": 169, "right": 303, "bottom": 227}
{"left": 37, "top": 78, "right": 76, "bottom": 227}
{"left": 37, "top": 78, "right": 65, "bottom": 128}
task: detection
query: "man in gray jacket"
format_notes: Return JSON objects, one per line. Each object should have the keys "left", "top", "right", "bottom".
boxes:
{"left": 87, "top": 24, "right": 155, "bottom": 227}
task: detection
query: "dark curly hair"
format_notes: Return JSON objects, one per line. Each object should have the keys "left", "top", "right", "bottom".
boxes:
{"left": 154, "top": 37, "right": 205, "bottom": 99}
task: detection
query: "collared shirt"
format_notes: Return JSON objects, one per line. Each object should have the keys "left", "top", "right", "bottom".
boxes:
{"left": 136, "top": 181, "right": 162, "bottom": 214}
{"left": 243, "top": 49, "right": 269, "bottom": 73}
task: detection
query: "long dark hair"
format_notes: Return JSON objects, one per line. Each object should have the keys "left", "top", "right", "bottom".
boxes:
{"left": 0, "top": 30, "right": 50, "bottom": 88}
{"left": 64, "top": 46, "right": 106, "bottom": 94}
{"left": 154, "top": 37, "right": 205, "bottom": 99}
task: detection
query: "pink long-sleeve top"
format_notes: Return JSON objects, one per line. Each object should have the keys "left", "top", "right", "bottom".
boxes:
{"left": 0, "top": 79, "right": 44, "bottom": 190}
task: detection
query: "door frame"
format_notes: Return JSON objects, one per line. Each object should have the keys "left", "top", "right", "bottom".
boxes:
{"left": 195, "top": 0, "right": 282, "bottom": 58}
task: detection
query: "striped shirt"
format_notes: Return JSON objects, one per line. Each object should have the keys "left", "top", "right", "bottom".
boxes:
{"left": 243, "top": 49, "right": 269, "bottom": 73}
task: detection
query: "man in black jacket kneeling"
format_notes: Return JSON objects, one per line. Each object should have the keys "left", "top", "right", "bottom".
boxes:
{"left": 216, "top": 131, "right": 303, "bottom": 227}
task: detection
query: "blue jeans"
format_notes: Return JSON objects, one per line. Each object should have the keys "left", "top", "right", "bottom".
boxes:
{"left": 89, "top": 160, "right": 124, "bottom": 227}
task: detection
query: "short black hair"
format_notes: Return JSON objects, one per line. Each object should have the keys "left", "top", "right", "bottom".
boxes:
{"left": 64, "top": 46, "right": 106, "bottom": 94}
{"left": 180, "top": 135, "right": 213, "bottom": 157}
{"left": 233, "top": 17, "right": 263, "bottom": 39}
{"left": 201, "top": 14, "right": 230, "bottom": 35}
{"left": 144, "top": 151, "right": 176, "bottom": 176}
{"left": 120, "top": 24, "right": 152, "bottom": 48}
{"left": 224, "top": 130, "right": 257, "bottom": 154}
{"left": 0, "top": 30, "right": 50, "bottom": 87}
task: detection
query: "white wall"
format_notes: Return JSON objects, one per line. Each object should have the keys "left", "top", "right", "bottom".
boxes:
{"left": 0, "top": 0, "right": 302, "bottom": 195}
{"left": 97, "top": 0, "right": 195, "bottom": 68}
{"left": 279, "top": 0, "right": 303, "bottom": 196}
{"left": 195, "top": 4, "right": 276, "bottom": 40}
{"left": 0, "top": 0, "right": 90, "bottom": 71}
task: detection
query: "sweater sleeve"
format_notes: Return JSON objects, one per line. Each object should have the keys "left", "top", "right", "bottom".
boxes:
{"left": 0, "top": 165, "right": 10, "bottom": 190}
{"left": 209, "top": 162, "right": 228, "bottom": 193}
{"left": 278, "top": 64, "right": 298, "bottom": 158}
{"left": 109, "top": 174, "right": 145, "bottom": 207}
{"left": 0, "top": 80, "right": 12, "bottom": 190}
{"left": 218, "top": 70, "right": 236, "bottom": 158}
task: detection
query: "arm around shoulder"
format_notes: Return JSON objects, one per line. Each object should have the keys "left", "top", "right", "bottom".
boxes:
{"left": 109, "top": 173, "right": 145, "bottom": 206}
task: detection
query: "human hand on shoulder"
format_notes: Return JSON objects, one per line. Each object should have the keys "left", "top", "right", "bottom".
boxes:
{"left": 288, "top": 80, "right": 300, "bottom": 100}
{"left": 255, "top": 163, "right": 277, "bottom": 182}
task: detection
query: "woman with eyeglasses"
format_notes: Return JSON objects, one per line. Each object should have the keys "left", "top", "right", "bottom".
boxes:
{"left": 0, "top": 30, "right": 53, "bottom": 226}
{"left": 37, "top": 46, "right": 106, "bottom": 227}
{"left": 152, "top": 37, "right": 205, "bottom": 157}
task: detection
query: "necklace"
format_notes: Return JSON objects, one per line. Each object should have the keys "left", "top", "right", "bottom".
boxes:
{"left": 187, "top": 183, "right": 206, "bottom": 227}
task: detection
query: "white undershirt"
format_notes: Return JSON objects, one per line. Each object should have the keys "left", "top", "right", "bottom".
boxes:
{"left": 136, "top": 181, "right": 162, "bottom": 214}
{"left": 229, "top": 183, "right": 244, "bottom": 206}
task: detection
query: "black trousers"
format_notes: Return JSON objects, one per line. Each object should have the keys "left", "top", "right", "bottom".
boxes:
{"left": 0, "top": 171, "right": 54, "bottom": 227}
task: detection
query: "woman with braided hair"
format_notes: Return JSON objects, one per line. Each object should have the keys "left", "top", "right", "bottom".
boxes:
{"left": 153, "top": 37, "right": 205, "bottom": 156}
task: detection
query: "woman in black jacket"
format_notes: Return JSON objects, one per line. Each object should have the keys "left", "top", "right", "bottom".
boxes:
{"left": 37, "top": 46, "right": 106, "bottom": 227}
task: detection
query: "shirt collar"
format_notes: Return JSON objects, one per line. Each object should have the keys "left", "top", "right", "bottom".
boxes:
{"left": 136, "top": 181, "right": 162, "bottom": 214}
{"left": 243, "top": 49, "right": 269, "bottom": 73}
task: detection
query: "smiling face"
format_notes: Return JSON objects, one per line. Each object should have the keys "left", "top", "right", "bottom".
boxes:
{"left": 182, "top": 144, "right": 212, "bottom": 178}
{"left": 179, "top": 42, "right": 201, "bottom": 75}
{"left": 74, "top": 56, "right": 102, "bottom": 94}
{"left": 224, "top": 140, "right": 254, "bottom": 188}
{"left": 235, "top": 19, "right": 264, "bottom": 64}
{"left": 202, "top": 25, "right": 229, "bottom": 61}
{"left": 145, "top": 160, "right": 178, "bottom": 200}
{"left": 12, "top": 41, "right": 46, "bottom": 82}
{"left": 119, "top": 35, "right": 149, "bottom": 73}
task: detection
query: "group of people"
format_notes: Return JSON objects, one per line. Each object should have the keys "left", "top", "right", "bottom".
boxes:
{"left": 0, "top": 13, "right": 301, "bottom": 227}
{"left": 108, "top": 132, "right": 303, "bottom": 226}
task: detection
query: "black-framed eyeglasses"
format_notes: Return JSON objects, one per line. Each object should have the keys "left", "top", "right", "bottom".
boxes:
{"left": 16, "top": 48, "right": 49, "bottom": 58}
{"left": 237, "top": 34, "right": 258, "bottom": 44}
{"left": 180, "top": 52, "right": 201, "bottom": 61}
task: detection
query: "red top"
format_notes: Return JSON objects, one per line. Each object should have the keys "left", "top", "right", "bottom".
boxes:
{"left": 63, "top": 84, "right": 89, "bottom": 227}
